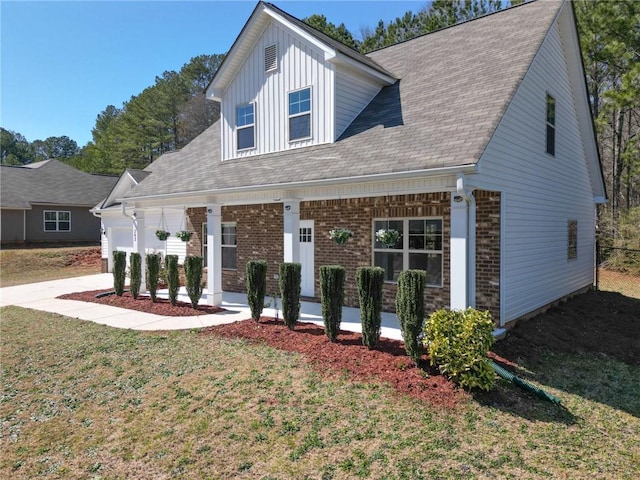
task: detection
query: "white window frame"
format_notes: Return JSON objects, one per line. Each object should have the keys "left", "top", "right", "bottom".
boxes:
{"left": 372, "top": 217, "right": 443, "bottom": 287}
{"left": 236, "top": 103, "right": 255, "bottom": 151}
{"left": 202, "top": 222, "right": 208, "bottom": 267}
{"left": 43, "top": 210, "right": 71, "bottom": 232}
{"left": 288, "top": 86, "right": 312, "bottom": 142}
{"left": 221, "top": 222, "right": 237, "bottom": 270}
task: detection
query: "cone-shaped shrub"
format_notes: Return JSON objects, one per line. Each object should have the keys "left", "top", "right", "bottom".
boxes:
{"left": 146, "top": 253, "right": 161, "bottom": 302}
{"left": 279, "top": 262, "right": 301, "bottom": 330}
{"left": 423, "top": 308, "right": 496, "bottom": 390}
{"left": 356, "top": 266, "right": 385, "bottom": 349}
{"left": 246, "top": 260, "right": 268, "bottom": 321}
{"left": 165, "top": 255, "right": 179, "bottom": 306}
{"left": 396, "top": 269, "right": 427, "bottom": 365}
{"left": 184, "top": 255, "right": 204, "bottom": 309}
{"left": 112, "top": 251, "right": 126, "bottom": 296}
{"left": 129, "top": 252, "right": 142, "bottom": 299}
{"left": 320, "top": 265, "right": 346, "bottom": 342}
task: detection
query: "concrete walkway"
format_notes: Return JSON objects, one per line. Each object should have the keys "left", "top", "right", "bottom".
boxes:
{"left": 0, "top": 274, "right": 403, "bottom": 340}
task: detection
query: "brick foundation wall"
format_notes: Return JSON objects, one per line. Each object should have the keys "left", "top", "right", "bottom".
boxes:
{"left": 475, "top": 191, "right": 501, "bottom": 323}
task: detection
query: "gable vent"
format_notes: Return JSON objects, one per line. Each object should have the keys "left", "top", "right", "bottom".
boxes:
{"left": 265, "top": 44, "right": 277, "bottom": 72}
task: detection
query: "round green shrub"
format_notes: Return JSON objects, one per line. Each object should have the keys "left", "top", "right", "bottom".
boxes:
{"left": 423, "top": 308, "right": 496, "bottom": 390}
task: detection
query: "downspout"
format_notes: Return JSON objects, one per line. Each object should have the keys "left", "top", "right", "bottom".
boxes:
{"left": 456, "top": 174, "right": 476, "bottom": 308}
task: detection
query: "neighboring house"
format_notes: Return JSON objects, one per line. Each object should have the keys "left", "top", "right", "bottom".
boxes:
{"left": 94, "top": 0, "right": 606, "bottom": 327}
{"left": 0, "top": 159, "right": 117, "bottom": 244}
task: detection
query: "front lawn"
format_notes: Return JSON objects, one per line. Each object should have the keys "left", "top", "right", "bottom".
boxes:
{"left": 1, "top": 304, "right": 638, "bottom": 479}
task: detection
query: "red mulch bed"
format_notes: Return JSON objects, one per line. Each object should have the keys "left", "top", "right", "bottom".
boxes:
{"left": 58, "top": 289, "right": 225, "bottom": 316}
{"left": 202, "top": 318, "right": 465, "bottom": 408}
{"left": 56, "top": 287, "right": 640, "bottom": 408}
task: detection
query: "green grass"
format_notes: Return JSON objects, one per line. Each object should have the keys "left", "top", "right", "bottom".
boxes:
{"left": 2, "top": 306, "right": 638, "bottom": 479}
{"left": 0, "top": 246, "right": 101, "bottom": 287}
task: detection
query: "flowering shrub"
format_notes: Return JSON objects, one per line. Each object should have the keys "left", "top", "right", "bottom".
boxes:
{"left": 329, "top": 228, "right": 353, "bottom": 245}
{"left": 376, "top": 228, "right": 400, "bottom": 247}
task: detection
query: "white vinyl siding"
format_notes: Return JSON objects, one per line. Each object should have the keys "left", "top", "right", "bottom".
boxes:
{"left": 335, "top": 69, "right": 383, "bottom": 139}
{"left": 221, "top": 21, "right": 333, "bottom": 160}
{"left": 474, "top": 16, "right": 596, "bottom": 324}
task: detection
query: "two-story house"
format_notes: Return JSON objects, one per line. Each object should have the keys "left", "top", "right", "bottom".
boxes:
{"left": 94, "top": 0, "right": 606, "bottom": 327}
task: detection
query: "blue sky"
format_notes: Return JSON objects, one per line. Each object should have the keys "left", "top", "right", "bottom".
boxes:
{"left": 1, "top": 0, "right": 427, "bottom": 147}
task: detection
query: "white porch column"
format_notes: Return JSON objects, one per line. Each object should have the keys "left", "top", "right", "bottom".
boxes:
{"left": 283, "top": 200, "right": 300, "bottom": 263}
{"left": 133, "top": 210, "right": 146, "bottom": 292}
{"left": 206, "top": 204, "right": 223, "bottom": 306}
{"left": 450, "top": 194, "right": 468, "bottom": 310}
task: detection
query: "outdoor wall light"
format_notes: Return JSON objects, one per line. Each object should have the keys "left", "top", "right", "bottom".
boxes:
{"left": 453, "top": 195, "right": 464, "bottom": 202}
{"left": 207, "top": 208, "right": 213, "bottom": 214}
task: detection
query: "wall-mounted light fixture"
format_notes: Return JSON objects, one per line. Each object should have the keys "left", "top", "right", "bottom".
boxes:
{"left": 453, "top": 195, "right": 464, "bottom": 203}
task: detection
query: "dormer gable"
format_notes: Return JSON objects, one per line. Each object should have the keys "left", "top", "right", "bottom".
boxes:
{"left": 206, "top": 1, "right": 396, "bottom": 161}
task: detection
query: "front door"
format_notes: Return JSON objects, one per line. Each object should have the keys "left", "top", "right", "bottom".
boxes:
{"left": 299, "top": 220, "right": 314, "bottom": 297}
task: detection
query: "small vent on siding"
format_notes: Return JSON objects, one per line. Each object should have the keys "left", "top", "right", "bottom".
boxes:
{"left": 264, "top": 44, "right": 277, "bottom": 72}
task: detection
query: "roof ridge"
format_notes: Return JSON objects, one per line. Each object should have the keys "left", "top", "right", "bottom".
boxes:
{"left": 365, "top": 0, "right": 551, "bottom": 55}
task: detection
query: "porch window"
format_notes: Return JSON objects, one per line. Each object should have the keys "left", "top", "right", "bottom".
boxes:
{"left": 288, "top": 87, "right": 311, "bottom": 141}
{"left": 202, "top": 223, "right": 208, "bottom": 267}
{"left": 236, "top": 103, "right": 255, "bottom": 150}
{"left": 546, "top": 93, "right": 555, "bottom": 156}
{"left": 44, "top": 210, "right": 71, "bottom": 232}
{"left": 373, "top": 218, "right": 443, "bottom": 287}
{"left": 222, "top": 223, "right": 237, "bottom": 270}
{"left": 202, "top": 222, "right": 237, "bottom": 269}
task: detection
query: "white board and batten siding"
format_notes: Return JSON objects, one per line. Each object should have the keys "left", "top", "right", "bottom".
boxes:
{"left": 476, "top": 13, "right": 597, "bottom": 324}
{"left": 220, "top": 19, "right": 386, "bottom": 159}
{"left": 220, "top": 21, "right": 334, "bottom": 160}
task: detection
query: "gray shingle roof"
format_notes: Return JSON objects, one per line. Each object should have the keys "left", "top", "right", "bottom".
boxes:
{"left": 1, "top": 159, "right": 118, "bottom": 209}
{"left": 126, "top": 0, "right": 562, "bottom": 200}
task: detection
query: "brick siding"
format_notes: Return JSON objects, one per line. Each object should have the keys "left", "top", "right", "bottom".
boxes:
{"left": 184, "top": 190, "right": 501, "bottom": 320}
{"left": 474, "top": 191, "right": 501, "bottom": 323}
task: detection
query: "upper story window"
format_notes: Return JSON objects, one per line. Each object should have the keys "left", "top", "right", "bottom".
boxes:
{"left": 288, "top": 87, "right": 311, "bottom": 141}
{"left": 236, "top": 103, "right": 255, "bottom": 150}
{"left": 546, "top": 93, "right": 556, "bottom": 156}
{"left": 44, "top": 210, "right": 71, "bottom": 232}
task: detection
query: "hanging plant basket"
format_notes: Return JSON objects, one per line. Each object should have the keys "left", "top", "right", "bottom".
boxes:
{"left": 329, "top": 228, "right": 353, "bottom": 245}
{"left": 156, "top": 230, "right": 170, "bottom": 241}
{"left": 175, "top": 230, "right": 192, "bottom": 242}
{"left": 376, "top": 228, "right": 400, "bottom": 248}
